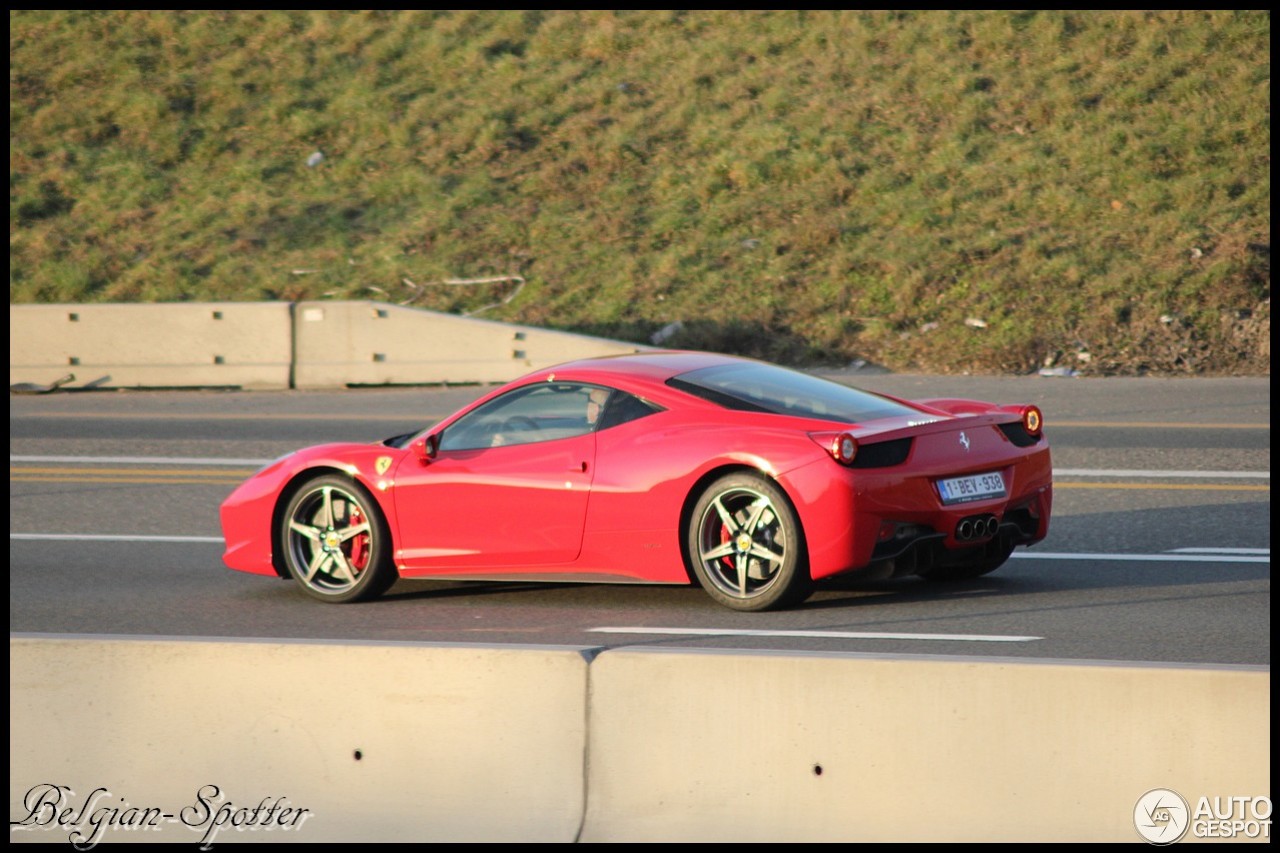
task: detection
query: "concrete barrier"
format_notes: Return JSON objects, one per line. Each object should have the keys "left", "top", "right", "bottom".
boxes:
{"left": 9, "top": 635, "right": 593, "bottom": 844}
{"left": 9, "top": 303, "right": 293, "bottom": 390}
{"left": 581, "top": 649, "right": 1271, "bottom": 842}
{"left": 291, "top": 301, "right": 647, "bottom": 388}
{"left": 9, "top": 301, "right": 649, "bottom": 391}
{"left": 9, "top": 636, "right": 1270, "bottom": 843}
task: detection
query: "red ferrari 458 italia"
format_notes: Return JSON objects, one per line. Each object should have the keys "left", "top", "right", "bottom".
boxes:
{"left": 220, "top": 351, "right": 1052, "bottom": 611}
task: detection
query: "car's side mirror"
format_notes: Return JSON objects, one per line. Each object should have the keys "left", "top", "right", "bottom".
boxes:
{"left": 411, "top": 434, "right": 440, "bottom": 464}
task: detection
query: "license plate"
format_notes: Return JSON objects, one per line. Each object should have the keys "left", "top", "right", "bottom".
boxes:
{"left": 937, "top": 471, "right": 1007, "bottom": 505}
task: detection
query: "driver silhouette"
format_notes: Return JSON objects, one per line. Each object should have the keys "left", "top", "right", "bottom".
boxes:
{"left": 586, "top": 388, "right": 609, "bottom": 426}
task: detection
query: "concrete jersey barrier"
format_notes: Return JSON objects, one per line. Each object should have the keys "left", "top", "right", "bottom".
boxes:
{"left": 8, "top": 635, "right": 593, "bottom": 844}
{"left": 291, "top": 300, "right": 646, "bottom": 388}
{"left": 580, "top": 647, "right": 1271, "bottom": 842}
{"left": 9, "top": 301, "right": 649, "bottom": 391}
{"left": 9, "top": 302, "right": 293, "bottom": 390}
{"left": 9, "top": 635, "right": 1270, "bottom": 843}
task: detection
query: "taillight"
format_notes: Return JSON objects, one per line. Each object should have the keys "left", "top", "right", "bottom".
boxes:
{"left": 1021, "top": 405, "right": 1043, "bottom": 437}
{"left": 824, "top": 432, "right": 855, "bottom": 466}
{"left": 809, "top": 431, "right": 860, "bottom": 465}
{"left": 832, "top": 433, "right": 858, "bottom": 465}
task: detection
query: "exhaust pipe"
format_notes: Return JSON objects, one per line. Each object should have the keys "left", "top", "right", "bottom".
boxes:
{"left": 955, "top": 514, "right": 999, "bottom": 542}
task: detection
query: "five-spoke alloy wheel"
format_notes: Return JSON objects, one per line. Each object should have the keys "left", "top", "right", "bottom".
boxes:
{"left": 687, "top": 473, "right": 811, "bottom": 611}
{"left": 279, "top": 475, "right": 396, "bottom": 603}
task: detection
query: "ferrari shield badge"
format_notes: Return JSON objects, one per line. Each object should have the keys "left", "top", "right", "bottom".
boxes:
{"left": 375, "top": 456, "right": 393, "bottom": 476}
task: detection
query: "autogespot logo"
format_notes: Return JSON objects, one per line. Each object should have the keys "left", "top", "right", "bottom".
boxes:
{"left": 1135, "top": 788, "right": 1191, "bottom": 845}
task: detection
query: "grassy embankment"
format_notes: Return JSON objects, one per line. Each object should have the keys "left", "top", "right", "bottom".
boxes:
{"left": 10, "top": 10, "right": 1270, "bottom": 374}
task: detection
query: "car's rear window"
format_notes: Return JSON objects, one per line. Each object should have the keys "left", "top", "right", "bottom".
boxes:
{"left": 667, "top": 362, "right": 919, "bottom": 424}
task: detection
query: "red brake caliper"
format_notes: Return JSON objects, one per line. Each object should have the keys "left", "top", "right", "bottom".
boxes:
{"left": 348, "top": 506, "right": 369, "bottom": 573}
{"left": 719, "top": 522, "right": 734, "bottom": 570}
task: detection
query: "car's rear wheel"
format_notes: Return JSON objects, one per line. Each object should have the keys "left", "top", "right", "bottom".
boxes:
{"left": 279, "top": 475, "right": 396, "bottom": 603}
{"left": 687, "top": 473, "right": 811, "bottom": 611}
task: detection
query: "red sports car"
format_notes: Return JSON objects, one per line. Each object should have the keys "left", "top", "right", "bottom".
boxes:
{"left": 220, "top": 351, "right": 1052, "bottom": 611}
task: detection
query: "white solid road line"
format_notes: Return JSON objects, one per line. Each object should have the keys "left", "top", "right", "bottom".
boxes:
{"left": 1054, "top": 468, "right": 1269, "bottom": 479}
{"left": 1168, "top": 547, "right": 1270, "bottom": 555}
{"left": 10, "top": 456, "right": 1272, "bottom": 480}
{"left": 8, "top": 533, "right": 1269, "bottom": 563}
{"left": 1011, "top": 551, "right": 1269, "bottom": 563}
{"left": 588, "top": 627, "right": 1041, "bottom": 642}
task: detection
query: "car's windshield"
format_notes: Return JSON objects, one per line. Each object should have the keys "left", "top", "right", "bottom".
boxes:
{"left": 668, "top": 362, "right": 919, "bottom": 424}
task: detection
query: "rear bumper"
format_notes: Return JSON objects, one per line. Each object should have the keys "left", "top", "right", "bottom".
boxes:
{"left": 783, "top": 439, "right": 1052, "bottom": 581}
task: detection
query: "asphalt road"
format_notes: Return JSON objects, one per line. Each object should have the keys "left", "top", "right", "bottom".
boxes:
{"left": 9, "top": 373, "right": 1270, "bottom": 666}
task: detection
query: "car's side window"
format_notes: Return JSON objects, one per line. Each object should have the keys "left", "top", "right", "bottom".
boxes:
{"left": 439, "top": 382, "right": 611, "bottom": 451}
{"left": 597, "top": 390, "right": 663, "bottom": 430}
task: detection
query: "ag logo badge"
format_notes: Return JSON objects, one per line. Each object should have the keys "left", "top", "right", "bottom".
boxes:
{"left": 375, "top": 456, "right": 393, "bottom": 476}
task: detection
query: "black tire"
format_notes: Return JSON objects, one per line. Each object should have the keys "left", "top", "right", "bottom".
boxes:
{"left": 686, "top": 473, "right": 812, "bottom": 611}
{"left": 278, "top": 475, "right": 396, "bottom": 603}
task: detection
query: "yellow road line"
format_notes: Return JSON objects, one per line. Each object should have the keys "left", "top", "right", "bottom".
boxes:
{"left": 11, "top": 466, "right": 258, "bottom": 477}
{"left": 9, "top": 412, "right": 438, "bottom": 422}
{"left": 11, "top": 412, "right": 1266, "bottom": 429}
{"left": 10, "top": 476, "right": 246, "bottom": 484}
{"left": 11, "top": 471, "right": 1269, "bottom": 492}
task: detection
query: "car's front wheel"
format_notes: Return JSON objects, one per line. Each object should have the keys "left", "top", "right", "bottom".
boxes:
{"left": 279, "top": 475, "right": 396, "bottom": 603}
{"left": 687, "top": 473, "right": 811, "bottom": 611}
